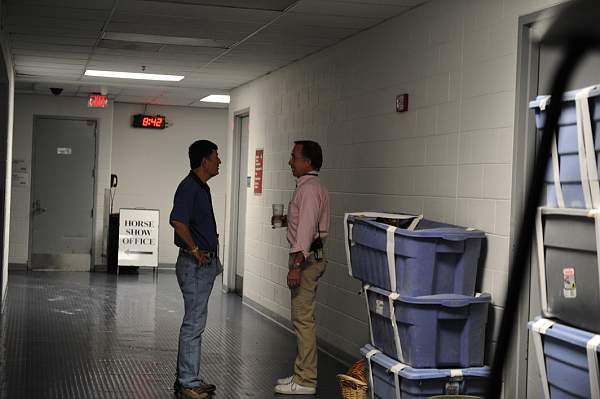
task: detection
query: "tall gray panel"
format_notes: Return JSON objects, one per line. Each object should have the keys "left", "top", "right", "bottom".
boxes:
{"left": 31, "top": 117, "right": 96, "bottom": 270}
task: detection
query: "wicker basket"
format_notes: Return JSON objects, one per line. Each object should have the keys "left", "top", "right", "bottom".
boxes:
{"left": 337, "top": 360, "right": 368, "bottom": 399}
{"left": 348, "top": 359, "right": 367, "bottom": 382}
{"left": 337, "top": 373, "right": 368, "bottom": 399}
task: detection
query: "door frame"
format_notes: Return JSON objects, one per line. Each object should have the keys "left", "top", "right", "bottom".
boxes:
{"left": 29, "top": 115, "right": 99, "bottom": 271}
{"left": 226, "top": 109, "right": 249, "bottom": 293}
{"left": 511, "top": 4, "right": 565, "bottom": 398}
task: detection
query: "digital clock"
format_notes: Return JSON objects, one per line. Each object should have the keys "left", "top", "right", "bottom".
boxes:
{"left": 132, "top": 114, "right": 166, "bottom": 129}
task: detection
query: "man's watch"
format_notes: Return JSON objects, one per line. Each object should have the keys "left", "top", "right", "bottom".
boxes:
{"left": 290, "top": 262, "right": 302, "bottom": 270}
{"left": 190, "top": 245, "right": 199, "bottom": 254}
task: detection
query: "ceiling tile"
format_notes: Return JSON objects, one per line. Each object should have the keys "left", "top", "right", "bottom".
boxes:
{"left": 9, "top": 33, "right": 98, "bottom": 46}
{"left": 7, "top": 0, "right": 428, "bottom": 106}
{"left": 7, "top": 0, "right": 115, "bottom": 10}
{"left": 16, "top": 67, "right": 82, "bottom": 78}
{"left": 137, "top": 0, "right": 297, "bottom": 12}
{"left": 291, "top": 0, "right": 410, "bottom": 19}
{"left": 117, "top": 0, "right": 280, "bottom": 23}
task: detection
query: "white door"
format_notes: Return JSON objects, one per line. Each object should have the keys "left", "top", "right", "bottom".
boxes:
{"left": 30, "top": 117, "right": 96, "bottom": 271}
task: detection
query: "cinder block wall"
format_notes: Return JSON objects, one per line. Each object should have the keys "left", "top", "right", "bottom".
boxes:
{"left": 227, "top": 0, "right": 562, "bottom": 376}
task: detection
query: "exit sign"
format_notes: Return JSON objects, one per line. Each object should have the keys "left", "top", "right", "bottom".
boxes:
{"left": 88, "top": 94, "right": 108, "bottom": 108}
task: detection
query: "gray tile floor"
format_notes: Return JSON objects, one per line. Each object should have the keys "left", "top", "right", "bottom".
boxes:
{"left": 0, "top": 271, "right": 346, "bottom": 399}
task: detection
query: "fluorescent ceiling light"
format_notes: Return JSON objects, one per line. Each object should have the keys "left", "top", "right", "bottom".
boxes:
{"left": 84, "top": 69, "right": 184, "bottom": 82}
{"left": 200, "top": 95, "right": 230, "bottom": 103}
{"left": 103, "top": 32, "right": 228, "bottom": 49}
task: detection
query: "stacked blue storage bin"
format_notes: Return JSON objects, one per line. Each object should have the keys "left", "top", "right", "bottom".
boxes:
{"left": 344, "top": 212, "right": 490, "bottom": 397}
{"left": 360, "top": 345, "right": 489, "bottom": 399}
{"left": 529, "top": 85, "right": 600, "bottom": 398}
{"left": 528, "top": 318, "right": 600, "bottom": 399}
{"left": 345, "top": 214, "right": 484, "bottom": 295}
{"left": 365, "top": 286, "right": 490, "bottom": 368}
{"left": 529, "top": 85, "right": 600, "bottom": 209}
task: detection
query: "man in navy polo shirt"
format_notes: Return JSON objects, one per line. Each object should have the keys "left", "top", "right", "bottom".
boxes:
{"left": 170, "top": 139, "right": 221, "bottom": 399}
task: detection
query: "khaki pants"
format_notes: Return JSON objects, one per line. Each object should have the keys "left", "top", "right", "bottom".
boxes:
{"left": 290, "top": 255, "right": 326, "bottom": 388}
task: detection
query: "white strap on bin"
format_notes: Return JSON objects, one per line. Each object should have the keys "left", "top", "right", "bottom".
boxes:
{"left": 551, "top": 134, "right": 566, "bottom": 208}
{"left": 450, "top": 369, "right": 464, "bottom": 378}
{"left": 592, "top": 211, "right": 600, "bottom": 315}
{"left": 343, "top": 212, "right": 422, "bottom": 277}
{"left": 386, "top": 226, "right": 398, "bottom": 292}
{"left": 587, "top": 335, "right": 600, "bottom": 399}
{"left": 343, "top": 213, "right": 354, "bottom": 276}
{"left": 407, "top": 216, "right": 422, "bottom": 231}
{"left": 364, "top": 285, "right": 375, "bottom": 346}
{"left": 389, "top": 362, "right": 408, "bottom": 399}
{"left": 531, "top": 318, "right": 555, "bottom": 399}
{"left": 535, "top": 208, "right": 550, "bottom": 315}
{"left": 388, "top": 292, "right": 403, "bottom": 362}
{"left": 365, "top": 348, "right": 381, "bottom": 399}
{"left": 539, "top": 95, "right": 550, "bottom": 111}
{"left": 575, "top": 86, "right": 594, "bottom": 208}
{"left": 577, "top": 86, "right": 600, "bottom": 208}
{"left": 540, "top": 95, "right": 565, "bottom": 207}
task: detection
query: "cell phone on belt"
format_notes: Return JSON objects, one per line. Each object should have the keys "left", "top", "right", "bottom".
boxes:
{"left": 310, "top": 237, "right": 323, "bottom": 260}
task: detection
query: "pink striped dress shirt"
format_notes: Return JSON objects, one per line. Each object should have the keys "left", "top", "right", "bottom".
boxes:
{"left": 287, "top": 174, "right": 330, "bottom": 259}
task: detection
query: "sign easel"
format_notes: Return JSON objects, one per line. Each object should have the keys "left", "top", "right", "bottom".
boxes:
{"left": 117, "top": 208, "right": 160, "bottom": 276}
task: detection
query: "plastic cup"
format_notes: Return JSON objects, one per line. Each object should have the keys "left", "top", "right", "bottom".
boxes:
{"left": 272, "top": 204, "right": 284, "bottom": 227}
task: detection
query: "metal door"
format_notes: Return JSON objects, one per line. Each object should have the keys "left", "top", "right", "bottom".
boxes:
{"left": 30, "top": 117, "right": 96, "bottom": 271}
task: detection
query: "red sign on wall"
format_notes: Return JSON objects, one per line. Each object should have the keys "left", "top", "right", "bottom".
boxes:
{"left": 254, "top": 148, "right": 264, "bottom": 194}
{"left": 88, "top": 94, "right": 108, "bottom": 108}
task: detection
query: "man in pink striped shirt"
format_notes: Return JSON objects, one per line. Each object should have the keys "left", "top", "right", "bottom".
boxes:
{"left": 273, "top": 140, "right": 330, "bottom": 396}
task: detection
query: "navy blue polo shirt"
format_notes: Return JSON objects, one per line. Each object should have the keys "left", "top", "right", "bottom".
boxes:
{"left": 170, "top": 171, "right": 218, "bottom": 252}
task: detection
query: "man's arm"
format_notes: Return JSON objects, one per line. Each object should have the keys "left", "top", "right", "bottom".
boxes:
{"left": 286, "top": 250, "right": 305, "bottom": 289}
{"left": 171, "top": 220, "right": 208, "bottom": 265}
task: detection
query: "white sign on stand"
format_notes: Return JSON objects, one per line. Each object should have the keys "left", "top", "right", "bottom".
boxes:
{"left": 118, "top": 208, "right": 160, "bottom": 269}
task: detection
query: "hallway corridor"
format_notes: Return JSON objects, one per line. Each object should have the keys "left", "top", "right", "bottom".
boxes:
{"left": 0, "top": 271, "right": 346, "bottom": 398}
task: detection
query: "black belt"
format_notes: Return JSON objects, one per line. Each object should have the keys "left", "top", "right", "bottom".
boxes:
{"left": 180, "top": 248, "right": 217, "bottom": 259}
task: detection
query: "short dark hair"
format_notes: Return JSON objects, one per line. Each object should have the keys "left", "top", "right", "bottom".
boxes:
{"left": 189, "top": 140, "right": 218, "bottom": 169}
{"left": 295, "top": 140, "right": 323, "bottom": 171}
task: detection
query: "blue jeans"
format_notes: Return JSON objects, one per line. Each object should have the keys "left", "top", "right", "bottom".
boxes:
{"left": 175, "top": 252, "right": 217, "bottom": 388}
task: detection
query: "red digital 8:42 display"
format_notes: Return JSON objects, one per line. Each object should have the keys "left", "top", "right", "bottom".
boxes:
{"left": 132, "top": 114, "right": 166, "bottom": 129}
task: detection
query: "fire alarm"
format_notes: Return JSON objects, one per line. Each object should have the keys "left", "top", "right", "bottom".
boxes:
{"left": 396, "top": 93, "right": 409, "bottom": 112}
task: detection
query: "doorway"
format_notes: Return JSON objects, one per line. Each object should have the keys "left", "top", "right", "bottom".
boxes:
{"left": 0, "top": 48, "right": 9, "bottom": 304}
{"left": 30, "top": 117, "right": 96, "bottom": 271}
{"left": 229, "top": 112, "right": 249, "bottom": 296}
{"left": 514, "top": 6, "right": 600, "bottom": 398}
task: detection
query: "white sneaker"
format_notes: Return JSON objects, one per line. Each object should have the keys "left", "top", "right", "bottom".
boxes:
{"left": 276, "top": 375, "right": 294, "bottom": 385}
{"left": 274, "top": 381, "right": 316, "bottom": 395}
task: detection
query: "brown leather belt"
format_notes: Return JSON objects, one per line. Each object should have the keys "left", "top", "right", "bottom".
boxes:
{"left": 179, "top": 248, "right": 217, "bottom": 259}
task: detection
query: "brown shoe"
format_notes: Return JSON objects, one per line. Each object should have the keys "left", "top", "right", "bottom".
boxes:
{"left": 180, "top": 387, "right": 209, "bottom": 399}
{"left": 199, "top": 382, "right": 216, "bottom": 393}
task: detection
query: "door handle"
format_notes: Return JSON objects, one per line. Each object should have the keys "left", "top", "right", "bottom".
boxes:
{"left": 33, "top": 200, "right": 47, "bottom": 215}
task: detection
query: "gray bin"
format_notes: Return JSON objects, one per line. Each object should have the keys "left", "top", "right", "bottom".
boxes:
{"left": 536, "top": 207, "right": 600, "bottom": 333}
